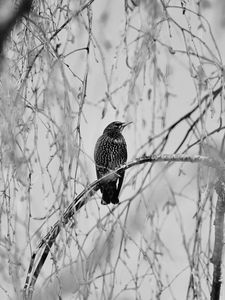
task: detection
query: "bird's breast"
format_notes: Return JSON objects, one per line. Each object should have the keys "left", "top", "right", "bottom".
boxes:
{"left": 94, "top": 134, "right": 127, "bottom": 172}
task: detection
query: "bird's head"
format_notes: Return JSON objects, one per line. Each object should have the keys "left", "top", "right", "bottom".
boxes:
{"left": 103, "top": 121, "right": 132, "bottom": 135}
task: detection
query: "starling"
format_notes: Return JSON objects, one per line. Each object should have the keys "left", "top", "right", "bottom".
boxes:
{"left": 94, "top": 121, "right": 131, "bottom": 205}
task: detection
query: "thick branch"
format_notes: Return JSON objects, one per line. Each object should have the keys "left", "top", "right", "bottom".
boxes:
{"left": 23, "top": 154, "right": 225, "bottom": 298}
{"left": 210, "top": 179, "right": 225, "bottom": 300}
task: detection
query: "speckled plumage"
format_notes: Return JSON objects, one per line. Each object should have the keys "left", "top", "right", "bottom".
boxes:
{"left": 94, "top": 121, "right": 129, "bottom": 205}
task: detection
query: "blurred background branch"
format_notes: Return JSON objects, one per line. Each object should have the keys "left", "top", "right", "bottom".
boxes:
{"left": 0, "top": 0, "right": 33, "bottom": 69}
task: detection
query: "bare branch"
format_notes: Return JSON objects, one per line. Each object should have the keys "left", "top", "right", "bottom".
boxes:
{"left": 23, "top": 153, "right": 224, "bottom": 298}
{"left": 210, "top": 179, "right": 225, "bottom": 300}
{"left": 0, "top": 0, "right": 33, "bottom": 67}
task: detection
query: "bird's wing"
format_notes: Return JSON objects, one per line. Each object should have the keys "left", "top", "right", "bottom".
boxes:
{"left": 115, "top": 138, "right": 127, "bottom": 197}
{"left": 116, "top": 170, "right": 125, "bottom": 198}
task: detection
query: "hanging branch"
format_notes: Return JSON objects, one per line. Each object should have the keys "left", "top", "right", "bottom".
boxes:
{"left": 23, "top": 153, "right": 224, "bottom": 299}
{"left": 23, "top": 0, "right": 96, "bottom": 80}
{"left": 0, "top": 0, "right": 33, "bottom": 67}
{"left": 210, "top": 179, "right": 225, "bottom": 300}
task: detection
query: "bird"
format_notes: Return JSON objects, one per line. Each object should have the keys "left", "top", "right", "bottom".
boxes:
{"left": 94, "top": 121, "right": 131, "bottom": 205}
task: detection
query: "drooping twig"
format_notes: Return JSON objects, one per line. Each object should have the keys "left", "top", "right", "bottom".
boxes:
{"left": 0, "top": 0, "right": 33, "bottom": 67}
{"left": 23, "top": 0, "right": 96, "bottom": 81}
{"left": 210, "top": 179, "right": 225, "bottom": 300}
{"left": 23, "top": 153, "right": 225, "bottom": 299}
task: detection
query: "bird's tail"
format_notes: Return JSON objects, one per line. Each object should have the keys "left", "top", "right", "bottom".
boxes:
{"left": 101, "top": 181, "right": 119, "bottom": 205}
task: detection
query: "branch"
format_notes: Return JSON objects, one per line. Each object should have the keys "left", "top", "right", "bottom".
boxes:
{"left": 138, "top": 86, "right": 222, "bottom": 155}
{"left": 0, "top": 0, "right": 33, "bottom": 67}
{"left": 210, "top": 179, "right": 225, "bottom": 300}
{"left": 23, "top": 0, "right": 96, "bottom": 80}
{"left": 23, "top": 154, "right": 225, "bottom": 299}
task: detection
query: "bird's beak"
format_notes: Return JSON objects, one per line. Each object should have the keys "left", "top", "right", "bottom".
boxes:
{"left": 121, "top": 121, "right": 132, "bottom": 130}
